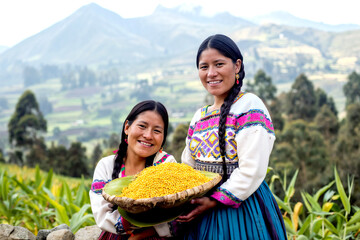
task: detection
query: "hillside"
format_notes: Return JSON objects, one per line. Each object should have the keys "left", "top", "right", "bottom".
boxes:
{"left": 0, "top": 3, "right": 359, "bottom": 149}
{"left": 1, "top": 3, "right": 359, "bottom": 85}
{"left": 251, "top": 11, "right": 360, "bottom": 32}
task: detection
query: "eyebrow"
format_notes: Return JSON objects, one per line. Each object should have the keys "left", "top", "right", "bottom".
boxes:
{"left": 137, "top": 120, "right": 164, "bottom": 130}
{"left": 199, "top": 59, "right": 225, "bottom": 65}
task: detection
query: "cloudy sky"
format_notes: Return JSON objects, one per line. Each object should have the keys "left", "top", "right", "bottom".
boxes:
{"left": 0, "top": 0, "right": 359, "bottom": 47}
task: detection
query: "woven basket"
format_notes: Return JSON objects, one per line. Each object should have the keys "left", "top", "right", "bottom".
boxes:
{"left": 102, "top": 171, "right": 222, "bottom": 214}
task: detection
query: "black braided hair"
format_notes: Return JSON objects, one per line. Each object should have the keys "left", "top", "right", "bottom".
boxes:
{"left": 111, "top": 100, "right": 169, "bottom": 180}
{"left": 196, "top": 34, "right": 245, "bottom": 181}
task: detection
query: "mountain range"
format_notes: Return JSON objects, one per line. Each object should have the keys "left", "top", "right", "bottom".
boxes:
{"left": 0, "top": 3, "right": 359, "bottom": 85}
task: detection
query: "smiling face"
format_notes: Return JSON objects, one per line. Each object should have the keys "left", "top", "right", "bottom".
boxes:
{"left": 124, "top": 110, "right": 165, "bottom": 161}
{"left": 198, "top": 48, "right": 241, "bottom": 104}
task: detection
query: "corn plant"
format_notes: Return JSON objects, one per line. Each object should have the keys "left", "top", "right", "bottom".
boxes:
{"left": 270, "top": 167, "right": 360, "bottom": 239}
{"left": 0, "top": 164, "right": 95, "bottom": 234}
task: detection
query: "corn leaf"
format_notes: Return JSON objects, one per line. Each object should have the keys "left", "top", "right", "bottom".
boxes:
{"left": 312, "top": 219, "right": 322, "bottom": 234}
{"left": 0, "top": 170, "right": 9, "bottom": 200}
{"left": 284, "top": 169, "right": 298, "bottom": 203}
{"left": 298, "top": 215, "right": 312, "bottom": 235}
{"left": 334, "top": 167, "right": 350, "bottom": 213}
{"left": 12, "top": 176, "right": 33, "bottom": 195}
{"left": 69, "top": 204, "right": 94, "bottom": 233}
{"left": 347, "top": 210, "right": 360, "bottom": 225}
{"left": 323, "top": 218, "right": 339, "bottom": 235}
{"left": 273, "top": 194, "right": 292, "bottom": 213}
{"left": 63, "top": 180, "right": 73, "bottom": 204}
{"left": 304, "top": 192, "right": 322, "bottom": 212}
{"left": 346, "top": 222, "right": 360, "bottom": 234}
{"left": 314, "top": 181, "right": 335, "bottom": 202}
{"left": 301, "top": 191, "right": 312, "bottom": 213}
{"left": 296, "top": 235, "right": 309, "bottom": 240}
{"left": 35, "top": 165, "right": 42, "bottom": 187}
{"left": 45, "top": 168, "right": 53, "bottom": 189}
{"left": 283, "top": 216, "right": 296, "bottom": 235}
{"left": 42, "top": 194, "right": 70, "bottom": 225}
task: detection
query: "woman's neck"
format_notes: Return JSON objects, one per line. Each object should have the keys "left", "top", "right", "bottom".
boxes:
{"left": 208, "top": 96, "right": 225, "bottom": 112}
{"left": 124, "top": 153, "right": 146, "bottom": 176}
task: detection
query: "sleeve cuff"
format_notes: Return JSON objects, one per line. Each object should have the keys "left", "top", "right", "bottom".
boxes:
{"left": 210, "top": 187, "right": 242, "bottom": 208}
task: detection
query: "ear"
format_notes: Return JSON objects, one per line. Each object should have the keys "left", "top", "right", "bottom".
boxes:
{"left": 124, "top": 120, "right": 130, "bottom": 135}
{"left": 235, "top": 59, "right": 241, "bottom": 73}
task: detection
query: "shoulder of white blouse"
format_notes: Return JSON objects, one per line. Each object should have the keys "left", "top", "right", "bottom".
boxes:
{"left": 153, "top": 151, "right": 174, "bottom": 162}
{"left": 232, "top": 92, "right": 270, "bottom": 115}
{"left": 190, "top": 107, "right": 203, "bottom": 125}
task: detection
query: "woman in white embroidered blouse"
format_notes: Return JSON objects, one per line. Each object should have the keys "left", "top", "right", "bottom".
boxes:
{"left": 178, "top": 34, "right": 288, "bottom": 240}
{"left": 90, "top": 100, "right": 177, "bottom": 240}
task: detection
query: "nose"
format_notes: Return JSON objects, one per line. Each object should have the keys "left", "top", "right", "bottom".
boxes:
{"left": 143, "top": 129, "right": 153, "bottom": 139}
{"left": 207, "top": 66, "right": 217, "bottom": 78}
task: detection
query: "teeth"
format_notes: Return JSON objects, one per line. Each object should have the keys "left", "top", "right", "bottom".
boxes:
{"left": 208, "top": 81, "right": 221, "bottom": 84}
{"left": 140, "top": 141, "right": 151, "bottom": 146}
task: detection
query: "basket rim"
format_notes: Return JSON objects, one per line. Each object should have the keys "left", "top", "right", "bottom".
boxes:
{"left": 102, "top": 171, "right": 222, "bottom": 206}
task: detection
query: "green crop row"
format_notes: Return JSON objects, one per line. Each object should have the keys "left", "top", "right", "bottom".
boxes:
{"left": 0, "top": 165, "right": 95, "bottom": 235}
{"left": 1, "top": 165, "right": 359, "bottom": 239}
{"left": 269, "top": 168, "right": 360, "bottom": 239}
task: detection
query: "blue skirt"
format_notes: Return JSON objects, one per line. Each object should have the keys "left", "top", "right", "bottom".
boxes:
{"left": 183, "top": 181, "right": 287, "bottom": 240}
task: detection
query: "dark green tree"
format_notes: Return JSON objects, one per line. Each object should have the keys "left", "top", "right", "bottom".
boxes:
{"left": 47, "top": 143, "right": 68, "bottom": 174}
{"left": 0, "top": 149, "right": 5, "bottom": 163}
{"left": 91, "top": 143, "right": 103, "bottom": 171}
{"left": 343, "top": 71, "right": 360, "bottom": 106}
{"left": 169, "top": 123, "right": 189, "bottom": 162}
{"left": 8, "top": 90, "right": 47, "bottom": 165}
{"left": 268, "top": 94, "right": 286, "bottom": 131}
{"left": 67, "top": 142, "right": 89, "bottom": 178}
{"left": 286, "top": 74, "right": 317, "bottom": 121}
{"left": 26, "top": 138, "right": 47, "bottom": 168}
{"left": 315, "top": 88, "right": 338, "bottom": 116}
{"left": 335, "top": 103, "right": 360, "bottom": 204}
{"left": 247, "top": 69, "right": 277, "bottom": 105}
{"left": 314, "top": 105, "right": 339, "bottom": 141}
{"left": 271, "top": 120, "right": 330, "bottom": 193}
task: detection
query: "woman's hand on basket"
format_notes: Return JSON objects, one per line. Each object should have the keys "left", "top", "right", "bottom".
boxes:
{"left": 177, "top": 197, "right": 218, "bottom": 222}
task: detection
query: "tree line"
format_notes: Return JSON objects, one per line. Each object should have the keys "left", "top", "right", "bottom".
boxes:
{"left": 2, "top": 70, "right": 360, "bottom": 205}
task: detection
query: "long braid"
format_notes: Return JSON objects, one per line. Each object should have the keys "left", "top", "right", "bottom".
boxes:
{"left": 218, "top": 80, "right": 242, "bottom": 180}
{"left": 197, "top": 34, "right": 246, "bottom": 181}
{"left": 112, "top": 137, "right": 127, "bottom": 180}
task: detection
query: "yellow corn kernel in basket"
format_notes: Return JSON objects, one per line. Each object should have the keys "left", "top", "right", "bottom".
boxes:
{"left": 119, "top": 162, "right": 211, "bottom": 199}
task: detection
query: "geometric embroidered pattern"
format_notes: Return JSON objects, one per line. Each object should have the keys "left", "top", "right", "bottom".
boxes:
{"left": 154, "top": 153, "right": 171, "bottom": 166}
{"left": 187, "top": 109, "right": 274, "bottom": 161}
{"left": 211, "top": 186, "right": 243, "bottom": 208}
{"left": 91, "top": 179, "right": 111, "bottom": 194}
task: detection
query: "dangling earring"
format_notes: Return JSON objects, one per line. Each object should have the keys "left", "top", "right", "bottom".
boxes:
{"left": 236, "top": 73, "right": 240, "bottom": 85}
{"left": 159, "top": 147, "right": 163, "bottom": 153}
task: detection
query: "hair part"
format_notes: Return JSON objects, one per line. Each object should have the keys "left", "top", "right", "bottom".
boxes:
{"left": 197, "top": 34, "right": 245, "bottom": 180}
{"left": 111, "top": 100, "right": 169, "bottom": 179}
